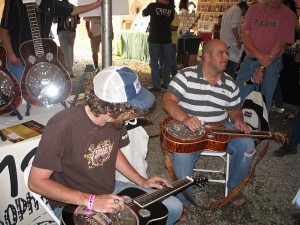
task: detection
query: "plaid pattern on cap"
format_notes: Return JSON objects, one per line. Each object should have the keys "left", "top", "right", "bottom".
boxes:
{"left": 93, "top": 66, "right": 155, "bottom": 110}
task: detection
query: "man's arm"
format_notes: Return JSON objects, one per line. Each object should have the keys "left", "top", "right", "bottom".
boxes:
{"left": 70, "top": 0, "right": 103, "bottom": 16}
{"left": 142, "top": 4, "right": 151, "bottom": 17}
{"left": 28, "top": 166, "right": 124, "bottom": 213}
{"left": 232, "top": 27, "right": 241, "bottom": 48}
{"left": 85, "top": 20, "right": 93, "bottom": 38}
{"left": 267, "top": 41, "right": 287, "bottom": 62}
{"left": 29, "top": 166, "right": 88, "bottom": 206}
{"left": 0, "top": 28, "right": 21, "bottom": 65}
{"left": 116, "top": 149, "right": 173, "bottom": 189}
{"left": 162, "top": 91, "right": 201, "bottom": 132}
{"left": 241, "top": 29, "right": 272, "bottom": 67}
{"left": 162, "top": 91, "right": 189, "bottom": 122}
{"left": 228, "top": 108, "right": 251, "bottom": 133}
{"left": 115, "top": 150, "right": 146, "bottom": 186}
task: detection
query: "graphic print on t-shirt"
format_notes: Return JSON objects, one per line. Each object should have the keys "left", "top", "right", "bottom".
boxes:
{"left": 84, "top": 140, "right": 113, "bottom": 168}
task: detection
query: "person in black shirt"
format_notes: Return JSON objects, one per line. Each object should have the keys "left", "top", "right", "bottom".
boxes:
{"left": 0, "top": 0, "right": 103, "bottom": 83}
{"left": 143, "top": 0, "right": 175, "bottom": 92}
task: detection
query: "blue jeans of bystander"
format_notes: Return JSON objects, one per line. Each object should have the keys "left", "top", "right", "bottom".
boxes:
{"left": 149, "top": 42, "right": 172, "bottom": 89}
{"left": 170, "top": 43, "right": 178, "bottom": 76}
{"left": 236, "top": 56, "right": 283, "bottom": 112}
{"left": 7, "top": 60, "right": 24, "bottom": 84}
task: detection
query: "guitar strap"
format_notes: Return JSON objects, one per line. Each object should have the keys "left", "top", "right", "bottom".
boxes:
{"left": 202, "top": 140, "right": 270, "bottom": 210}
{"left": 161, "top": 140, "right": 270, "bottom": 209}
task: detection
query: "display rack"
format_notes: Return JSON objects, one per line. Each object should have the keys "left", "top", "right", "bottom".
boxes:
{"left": 196, "top": 0, "right": 256, "bottom": 32}
{"left": 178, "top": 12, "right": 199, "bottom": 35}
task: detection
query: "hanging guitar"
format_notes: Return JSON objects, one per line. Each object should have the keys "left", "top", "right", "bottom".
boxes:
{"left": 161, "top": 117, "right": 291, "bottom": 153}
{"left": 0, "top": 44, "right": 23, "bottom": 120}
{"left": 20, "top": 0, "right": 71, "bottom": 107}
{"left": 61, "top": 174, "right": 208, "bottom": 225}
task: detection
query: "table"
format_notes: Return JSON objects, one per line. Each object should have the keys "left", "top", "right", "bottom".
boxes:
{"left": 113, "top": 32, "right": 202, "bottom": 65}
{"left": 0, "top": 100, "right": 65, "bottom": 224}
{"left": 113, "top": 31, "right": 150, "bottom": 62}
{"left": 177, "top": 36, "right": 202, "bottom": 67}
{"left": 177, "top": 36, "right": 202, "bottom": 55}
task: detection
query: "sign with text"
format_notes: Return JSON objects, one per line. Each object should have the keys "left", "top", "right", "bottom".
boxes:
{"left": 0, "top": 136, "right": 54, "bottom": 224}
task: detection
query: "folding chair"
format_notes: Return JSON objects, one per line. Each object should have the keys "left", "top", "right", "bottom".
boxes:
{"left": 194, "top": 150, "right": 230, "bottom": 197}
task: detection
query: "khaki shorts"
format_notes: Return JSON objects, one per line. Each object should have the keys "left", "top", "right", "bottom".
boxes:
{"left": 90, "top": 35, "right": 101, "bottom": 53}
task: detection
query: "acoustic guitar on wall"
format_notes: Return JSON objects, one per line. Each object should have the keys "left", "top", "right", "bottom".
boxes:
{"left": 20, "top": 0, "right": 71, "bottom": 107}
{"left": 161, "top": 117, "right": 291, "bottom": 153}
{"left": 61, "top": 174, "right": 208, "bottom": 225}
{"left": 0, "top": 44, "right": 23, "bottom": 120}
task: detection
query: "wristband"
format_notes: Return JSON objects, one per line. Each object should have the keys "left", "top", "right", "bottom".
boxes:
{"left": 95, "top": 1, "right": 100, "bottom": 9}
{"left": 87, "top": 194, "right": 95, "bottom": 214}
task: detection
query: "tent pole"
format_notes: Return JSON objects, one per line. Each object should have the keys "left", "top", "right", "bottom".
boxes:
{"left": 101, "top": 0, "right": 112, "bottom": 68}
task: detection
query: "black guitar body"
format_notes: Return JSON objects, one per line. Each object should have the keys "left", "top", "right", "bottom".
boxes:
{"left": 119, "top": 187, "right": 168, "bottom": 225}
{"left": 61, "top": 188, "right": 168, "bottom": 225}
{"left": 20, "top": 38, "right": 71, "bottom": 107}
{"left": 60, "top": 175, "right": 208, "bottom": 225}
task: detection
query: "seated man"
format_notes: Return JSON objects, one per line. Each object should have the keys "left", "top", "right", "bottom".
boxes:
{"left": 28, "top": 66, "right": 183, "bottom": 225}
{"left": 162, "top": 39, "right": 255, "bottom": 220}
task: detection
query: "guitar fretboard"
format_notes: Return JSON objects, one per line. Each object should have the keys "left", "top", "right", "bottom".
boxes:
{"left": 26, "top": 3, "right": 44, "bottom": 57}
{"left": 131, "top": 177, "right": 193, "bottom": 208}
{"left": 212, "top": 128, "right": 272, "bottom": 138}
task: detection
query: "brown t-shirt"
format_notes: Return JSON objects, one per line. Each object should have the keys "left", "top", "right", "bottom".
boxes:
{"left": 32, "top": 104, "right": 130, "bottom": 209}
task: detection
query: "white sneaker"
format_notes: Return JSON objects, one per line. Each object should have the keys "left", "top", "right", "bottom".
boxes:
{"left": 276, "top": 107, "right": 285, "bottom": 114}
{"left": 271, "top": 105, "right": 285, "bottom": 114}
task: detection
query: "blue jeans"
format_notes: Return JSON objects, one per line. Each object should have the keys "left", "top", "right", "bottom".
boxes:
{"left": 172, "top": 121, "right": 255, "bottom": 206}
{"left": 54, "top": 181, "right": 183, "bottom": 225}
{"left": 170, "top": 43, "right": 178, "bottom": 76}
{"left": 236, "top": 56, "right": 283, "bottom": 112}
{"left": 285, "top": 109, "right": 300, "bottom": 151}
{"left": 149, "top": 42, "right": 172, "bottom": 89}
{"left": 7, "top": 60, "right": 24, "bottom": 84}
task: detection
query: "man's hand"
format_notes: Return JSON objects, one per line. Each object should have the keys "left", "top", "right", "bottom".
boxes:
{"left": 252, "top": 68, "right": 264, "bottom": 84}
{"left": 233, "top": 120, "right": 251, "bottom": 134}
{"left": 140, "top": 176, "right": 173, "bottom": 189}
{"left": 93, "top": 194, "right": 125, "bottom": 214}
{"left": 87, "top": 31, "right": 93, "bottom": 39}
{"left": 182, "top": 116, "right": 202, "bottom": 132}
{"left": 8, "top": 54, "right": 22, "bottom": 66}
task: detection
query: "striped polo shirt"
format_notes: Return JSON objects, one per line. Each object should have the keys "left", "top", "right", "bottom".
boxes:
{"left": 168, "top": 64, "right": 241, "bottom": 123}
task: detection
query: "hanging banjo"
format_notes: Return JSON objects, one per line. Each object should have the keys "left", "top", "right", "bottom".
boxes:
{"left": 20, "top": 0, "right": 71, "bottom": 107}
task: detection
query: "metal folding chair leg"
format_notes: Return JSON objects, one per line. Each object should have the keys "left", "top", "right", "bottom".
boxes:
{"left": 194, "top": 150, "right": 229, "bottom": 196}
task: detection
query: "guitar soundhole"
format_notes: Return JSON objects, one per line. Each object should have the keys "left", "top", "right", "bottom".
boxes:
{"left": 0, "top": 71, "right": 15, "bottom": 109}
{"left": 25, "top": 62, "right": 66, "bottom": 106}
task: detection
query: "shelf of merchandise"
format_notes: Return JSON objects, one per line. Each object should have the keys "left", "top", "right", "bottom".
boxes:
{"left": 196, "top": 0, "right": 256, "bottom": 32}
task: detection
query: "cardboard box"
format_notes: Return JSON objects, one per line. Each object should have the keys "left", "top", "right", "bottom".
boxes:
{"left": 183, "top": 53, "right": 198, "bottom": 67}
